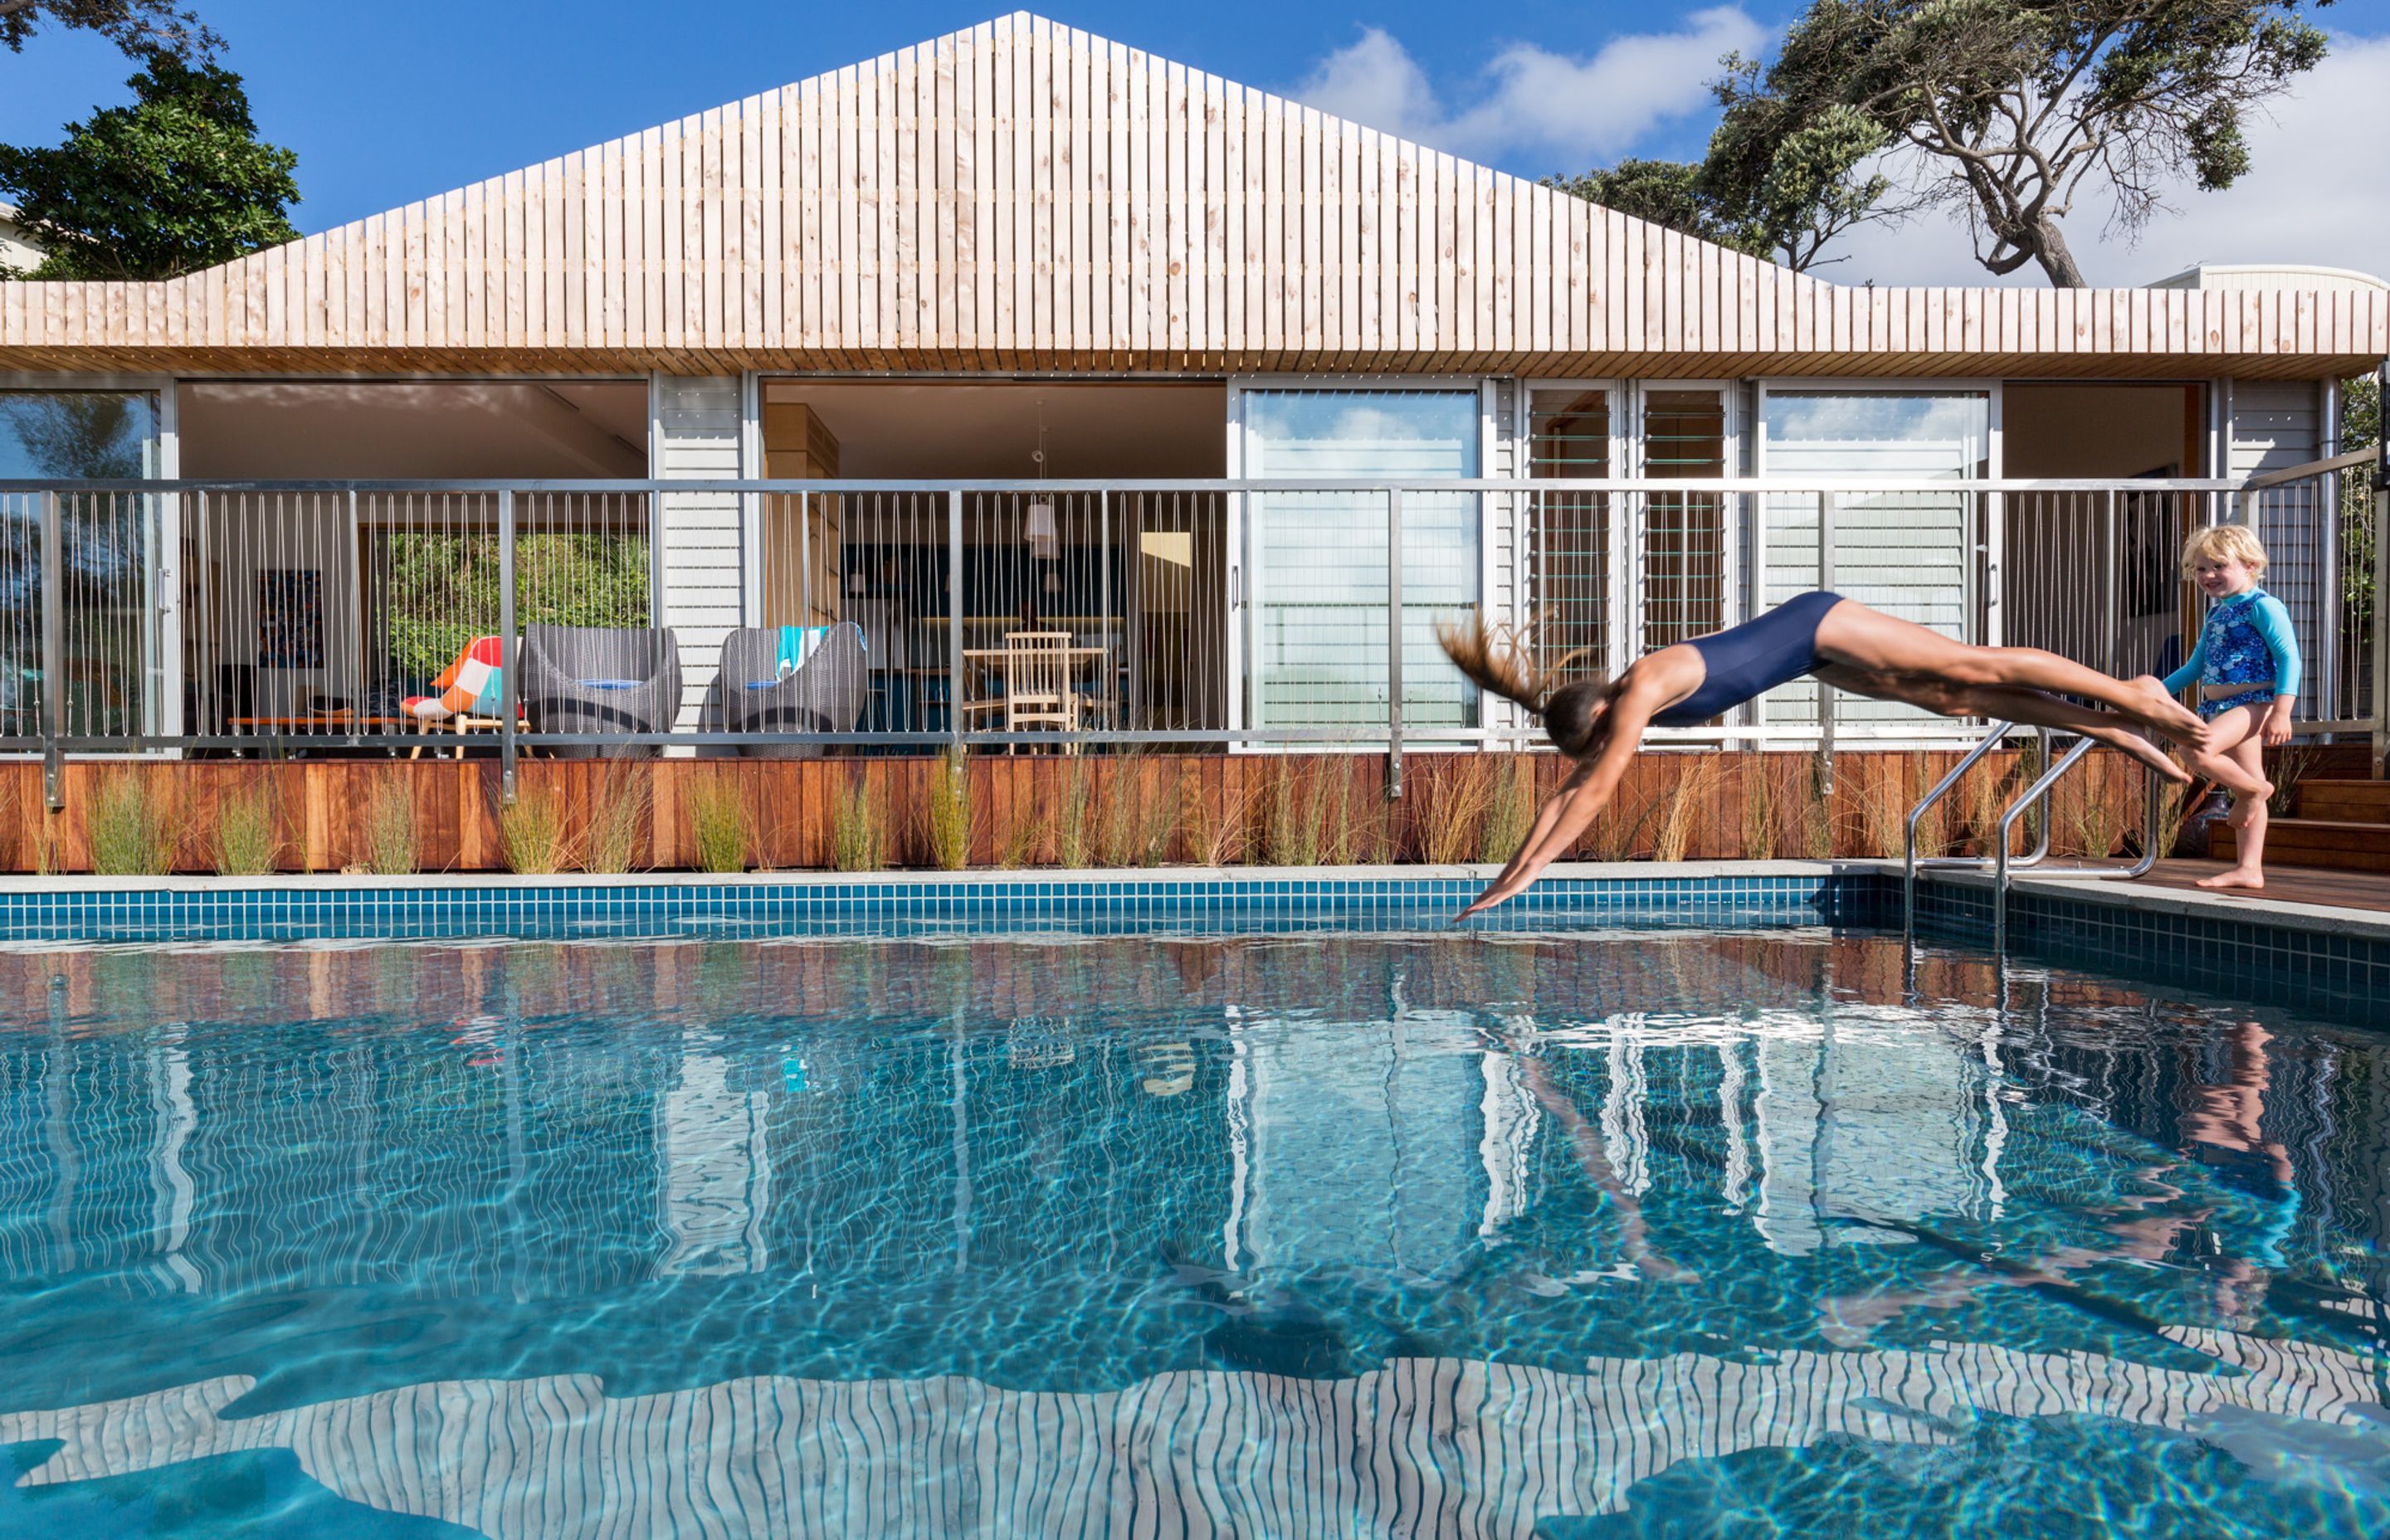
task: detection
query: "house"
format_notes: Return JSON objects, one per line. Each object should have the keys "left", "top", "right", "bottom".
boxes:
{"left": 0, "top": 12, "right": 2382, "bottom": 759}
{"left": 0, "top": 201, "right": 44, "bottom": 275}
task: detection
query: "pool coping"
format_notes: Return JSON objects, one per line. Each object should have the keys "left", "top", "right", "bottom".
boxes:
{"left": 1900, "top": 863, "right": 2390, "bottom": 943}
{"left": 0, "top": 860, "right": 1839, "bottom": 894}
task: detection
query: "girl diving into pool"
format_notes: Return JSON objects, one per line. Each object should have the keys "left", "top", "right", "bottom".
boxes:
{"left": 1443, "top": 591, "right": 2245, "bottom": 918}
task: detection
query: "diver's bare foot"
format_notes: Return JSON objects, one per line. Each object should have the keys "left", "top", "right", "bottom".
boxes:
{"left": 2196, "top": 867, "right": 2265, "bottom": 891}
{"left": 2089, "top": 725, "right": 2192, "bottom": 785}
{"left": 2129, "top": 680, "right": 2212, "bottom": 751}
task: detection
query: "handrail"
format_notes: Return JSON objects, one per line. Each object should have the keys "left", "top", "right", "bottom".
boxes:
{"left": 1901, "top": 724, "right": 2061, "bottom": 946}
{"left": 1991, "top": 741, "right": 2165, "bottom": 953}
{"left": 1903, "top": 719, "right": 2012, "bottom": 946}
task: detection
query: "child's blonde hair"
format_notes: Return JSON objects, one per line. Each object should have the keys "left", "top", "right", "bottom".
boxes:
{"left": 2181, "top": 523, "right": 2270, "bottom": 578}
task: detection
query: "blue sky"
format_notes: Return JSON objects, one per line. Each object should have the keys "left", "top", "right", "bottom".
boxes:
{"left": 3, "top": 1, "right": 2386, "bottom": 287}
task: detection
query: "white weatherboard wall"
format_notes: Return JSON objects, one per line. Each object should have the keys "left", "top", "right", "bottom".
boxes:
{"left": 653, "top": 376, "right": 745, "bottom": 733}
{"left": 2231, "top": 380, "right": 2328, "bottom": 718}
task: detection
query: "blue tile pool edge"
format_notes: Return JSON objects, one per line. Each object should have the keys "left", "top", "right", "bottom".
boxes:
{"left": 0, "top": 864, "right": 1862, "bottom": 943}
{"left": 2, "top": 865, "right": 2384, "bottom": 1020}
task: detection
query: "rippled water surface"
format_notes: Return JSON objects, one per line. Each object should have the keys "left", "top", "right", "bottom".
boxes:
{"left": 0, "top": 929, "right": 2384, "bottom": 1538}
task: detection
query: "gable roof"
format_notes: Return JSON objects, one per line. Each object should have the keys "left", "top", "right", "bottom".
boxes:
{"left": 1, "top": 12, "right": 2380, "bottom": 379}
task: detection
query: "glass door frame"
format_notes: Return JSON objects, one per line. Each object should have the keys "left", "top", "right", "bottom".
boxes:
{"left": 1223, "top": 374, "right": 1499, "bottom": 742}
{"left": 0, "top": 372, "right": 181, "bottom": 747}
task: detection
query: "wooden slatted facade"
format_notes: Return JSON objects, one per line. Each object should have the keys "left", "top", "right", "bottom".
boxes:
{"left": 0, "top": 11, "right": 2380, "bottom": 381}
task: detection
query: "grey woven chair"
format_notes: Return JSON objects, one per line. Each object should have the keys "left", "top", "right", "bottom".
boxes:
{"left": 519, "top": 625, "right": 683, "bottom": 758}
{"left": 712, "top": 621, "right": 867, "bottom": 758}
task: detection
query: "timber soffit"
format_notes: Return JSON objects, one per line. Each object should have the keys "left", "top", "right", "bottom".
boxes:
{"left": 0, "top": 10, "right": 2380, "bottom": 379}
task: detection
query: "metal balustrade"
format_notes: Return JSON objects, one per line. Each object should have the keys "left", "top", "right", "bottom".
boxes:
{"left": 0, "top": 467, "right": 2372, "bottom": 808}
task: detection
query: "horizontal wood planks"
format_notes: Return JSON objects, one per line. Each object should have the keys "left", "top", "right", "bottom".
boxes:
{"left": 0, "top": 744, "right": 2216, "bottom": 875}
{"left": 1, "top": 15, "right": 2380, "bottom": 380}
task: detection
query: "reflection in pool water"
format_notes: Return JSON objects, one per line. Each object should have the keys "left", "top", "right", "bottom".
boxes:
{"left": 0, "top": 932, "right": 2383, "bottom": 1536}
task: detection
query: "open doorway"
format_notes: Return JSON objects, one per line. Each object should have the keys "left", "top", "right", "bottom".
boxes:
{"left": 2002, "top": 383, "right": 2206, "bottom": 677}
{"left": 756, "top": 380, "right": 1229, "bottom": 737}
{"left": 175, "top": 380, "right": 650, "bottom": 738}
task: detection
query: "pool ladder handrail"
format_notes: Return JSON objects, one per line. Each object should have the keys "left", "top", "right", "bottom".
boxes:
{"left": 1903, "top": 722, "right": 2038, "bottom": 943}
{"left": 1991, "top": 737, "right": 2163, "bottom": 954}
{"left": 1903, "top": 724, "right": 2164, "bottom": 951}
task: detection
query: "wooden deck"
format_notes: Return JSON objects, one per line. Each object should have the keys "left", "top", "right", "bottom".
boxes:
{"left": 2133, "top": 859, "right": 2390, "bottom": 914}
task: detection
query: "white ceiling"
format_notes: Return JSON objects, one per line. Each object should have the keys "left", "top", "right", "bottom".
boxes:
{"left": 179, "top": 381, "right": 649, "bottom": 478}
{"left": 763, "top": 382, "right": 1227, "bottom": 478}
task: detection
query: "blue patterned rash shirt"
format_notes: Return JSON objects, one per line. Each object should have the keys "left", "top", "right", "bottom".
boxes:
{"left": 2163, "top": 587, "right": 2301, "bottom": 718}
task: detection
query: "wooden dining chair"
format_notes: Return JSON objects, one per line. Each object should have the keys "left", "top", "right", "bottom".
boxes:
{"left": 1001, "top": 631, "right": 1081, "bottom": 753}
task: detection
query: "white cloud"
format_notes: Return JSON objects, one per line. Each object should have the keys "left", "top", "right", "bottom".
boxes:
{"left": 1290, "top": 9, "right": 1768, "bottom": 168}
{"left": 1832, "top": 33, "right": 2390, "bottom": 288}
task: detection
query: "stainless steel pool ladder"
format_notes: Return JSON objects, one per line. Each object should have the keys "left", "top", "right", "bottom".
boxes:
{"left": 1904, "top": 724, "right": 2166, "bottom": 953}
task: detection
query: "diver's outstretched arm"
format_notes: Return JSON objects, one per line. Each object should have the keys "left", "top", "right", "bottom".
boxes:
{"left": 1459, "top": 690, "right": 1656, "bottom": 917}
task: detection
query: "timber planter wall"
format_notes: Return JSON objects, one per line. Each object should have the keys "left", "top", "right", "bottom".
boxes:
{"left": 0, "top": 747, "right": 2299, "bottom": 877}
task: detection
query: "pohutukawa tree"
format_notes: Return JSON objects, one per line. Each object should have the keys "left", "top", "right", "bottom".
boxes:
{"left": 1711, "top": 0, "right": 2332, "bottom": 286}
{"left": 0, "top": 51, "right": 299, "bottom": 280}
{"left": 0, "top": 0, "right": 219, "bottom": 62}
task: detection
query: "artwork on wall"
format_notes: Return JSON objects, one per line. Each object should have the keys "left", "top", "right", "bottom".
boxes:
{"left": 256, "top": 569, "right": 323, "bottom": 669}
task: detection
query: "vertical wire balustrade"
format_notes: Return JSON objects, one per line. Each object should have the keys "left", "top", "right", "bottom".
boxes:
{"left": 0, "top": 470, "right": 2368, "bottom": 803}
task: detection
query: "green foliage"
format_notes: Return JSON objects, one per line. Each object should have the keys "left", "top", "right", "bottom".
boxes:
{"left": 363, "top": 781, "right": 417, "bottom": 875}
{"left": 1054, "top": 761, "right": 1094, "bottom": 866}
{"left": 831, "top": 772, "right": 885, "bottom": 872}
{"left": 1708, "top": 1, "right": 2330, "bottom": 285}
{"left": 87, "top": 768, "right": 174, "bottom": 875}
{"left": 2342, "top": 374, "right": 2379, "bottom": 622}
{"left": 0, "top": 52, "right": 300, "bottom": 280}
{"left": 924, "top": 749, "right": 971, "bottom": 870}
{"left": 380, "top": 533, "right": 651, "bottom": 685}
{"left": 0, "top": 2, "right": 220, "bottom": 64}
{"left": 689, "top": 777, "right": 752, "bottom": 875}
{"left": 1480, "top": 756, "right": 1535, "bottom": 864}
{"left": 1545, "top": 159, "right": 1763, "bottom": 256}
{"left": 209, "top": 782, "right": 278, "bottom": 875}
{"left": 582, "top": 763, "right": 650, "bottom": 874}
{"left": 500, "top": 786, "right": 571, "bottom": 875}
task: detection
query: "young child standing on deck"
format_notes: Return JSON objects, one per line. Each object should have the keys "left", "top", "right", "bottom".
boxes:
{"left": 2138, "top": 526, "right": 2300, "bottom": 891}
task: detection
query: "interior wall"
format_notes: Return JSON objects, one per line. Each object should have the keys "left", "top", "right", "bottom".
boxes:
{"left": 2002, "top": 383, "right": 2201, "bottom": 477}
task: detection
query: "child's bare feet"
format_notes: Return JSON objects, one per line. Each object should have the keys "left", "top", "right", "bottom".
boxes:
{"left": 2196, "top": 866, "right": 2266, "bottom": 891}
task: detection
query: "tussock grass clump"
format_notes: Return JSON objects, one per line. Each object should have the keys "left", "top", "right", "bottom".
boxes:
{"left": 831, "top": 771, "right": 888, "bottom": 871}
{"left": 1799, "top": 753, "right": 1834, "bottom": 860}
{"left": 1416, "top": 756, "right": 1496, "bottom": 865}
{"left": 1262, "top": 762, "right": 1321, "bottom": 866}
{"left": 363, "top": 780, "right": 418, "bottom": 875}
{"left": 2267, "top": 741, "right": 2319, "bottom": 819}
{"left": 924, "top": 749, "right": 971, "bottom": 870}
{"left": 1650, "top": 757, "right": 1714, "bottom": 863}
{"left": 211, "top": 784, "right": 281, "bottom": 876}
{"left": 2066, "top": 772, "right": 2126, "bottom": 860}
{"left": 1054, "top": 761, "right": 1095, "bottom": 867}
{"left": 89, "top": 770, "right": 177, "bottom": 876}
{"left": 500, "top": 785, "right": 573, "bottom": 875}
{"left": 583, "top": 763, "right": 651, "bottom": 874}
{"left": 689, "top": 776, "right": 753, "bottom": 875}
{"left": 1186, "top": 777, "right": 1251, "bottom": 867}
{"left": 1480, "top": 755, "right": 1535, "bottom": 864}
{"left": 1739, "top": 755, "right": 1781, "bottom": 860}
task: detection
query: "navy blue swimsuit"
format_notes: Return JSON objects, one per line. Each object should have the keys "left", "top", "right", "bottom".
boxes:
{"left": 1648, "top": 592, "right": 1845, "bottom": 727}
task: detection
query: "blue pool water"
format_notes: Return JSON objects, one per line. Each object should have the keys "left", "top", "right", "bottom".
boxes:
{"left": 0, "top": 927, "right": 2384, "bottom": 1537}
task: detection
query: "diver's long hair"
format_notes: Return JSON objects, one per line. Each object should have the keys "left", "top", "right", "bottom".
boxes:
{"left": 1436, "top": 612, "right": 1615, "bottom": 761}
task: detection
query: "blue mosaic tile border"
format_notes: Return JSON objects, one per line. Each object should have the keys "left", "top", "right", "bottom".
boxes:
{"left": 0, "top": 872, "right": 1868, "bottom": 945}
{"left": 1907, "top": 875, "right": 2390, "bottom": 1018}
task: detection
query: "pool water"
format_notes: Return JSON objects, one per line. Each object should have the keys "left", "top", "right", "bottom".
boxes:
{"left": 0, "top": 929, "right": 2384, "bottom": 1538}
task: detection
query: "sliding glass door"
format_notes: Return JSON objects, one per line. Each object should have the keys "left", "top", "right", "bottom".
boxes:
{"left": 1243, "top": 389, "right": 1480, "bottom": 734}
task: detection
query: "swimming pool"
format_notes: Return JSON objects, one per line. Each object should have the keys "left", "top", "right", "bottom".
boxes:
{"left": 1, "top": 927, "right": 2383, "bottom": 1537}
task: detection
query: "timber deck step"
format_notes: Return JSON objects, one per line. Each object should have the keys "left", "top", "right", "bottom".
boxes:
{"left": 2213, "top": 816, "right": 2390, "bottom": 873}
{"left": 2296, "top": 780, "right": 2390, "bottom": 821}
